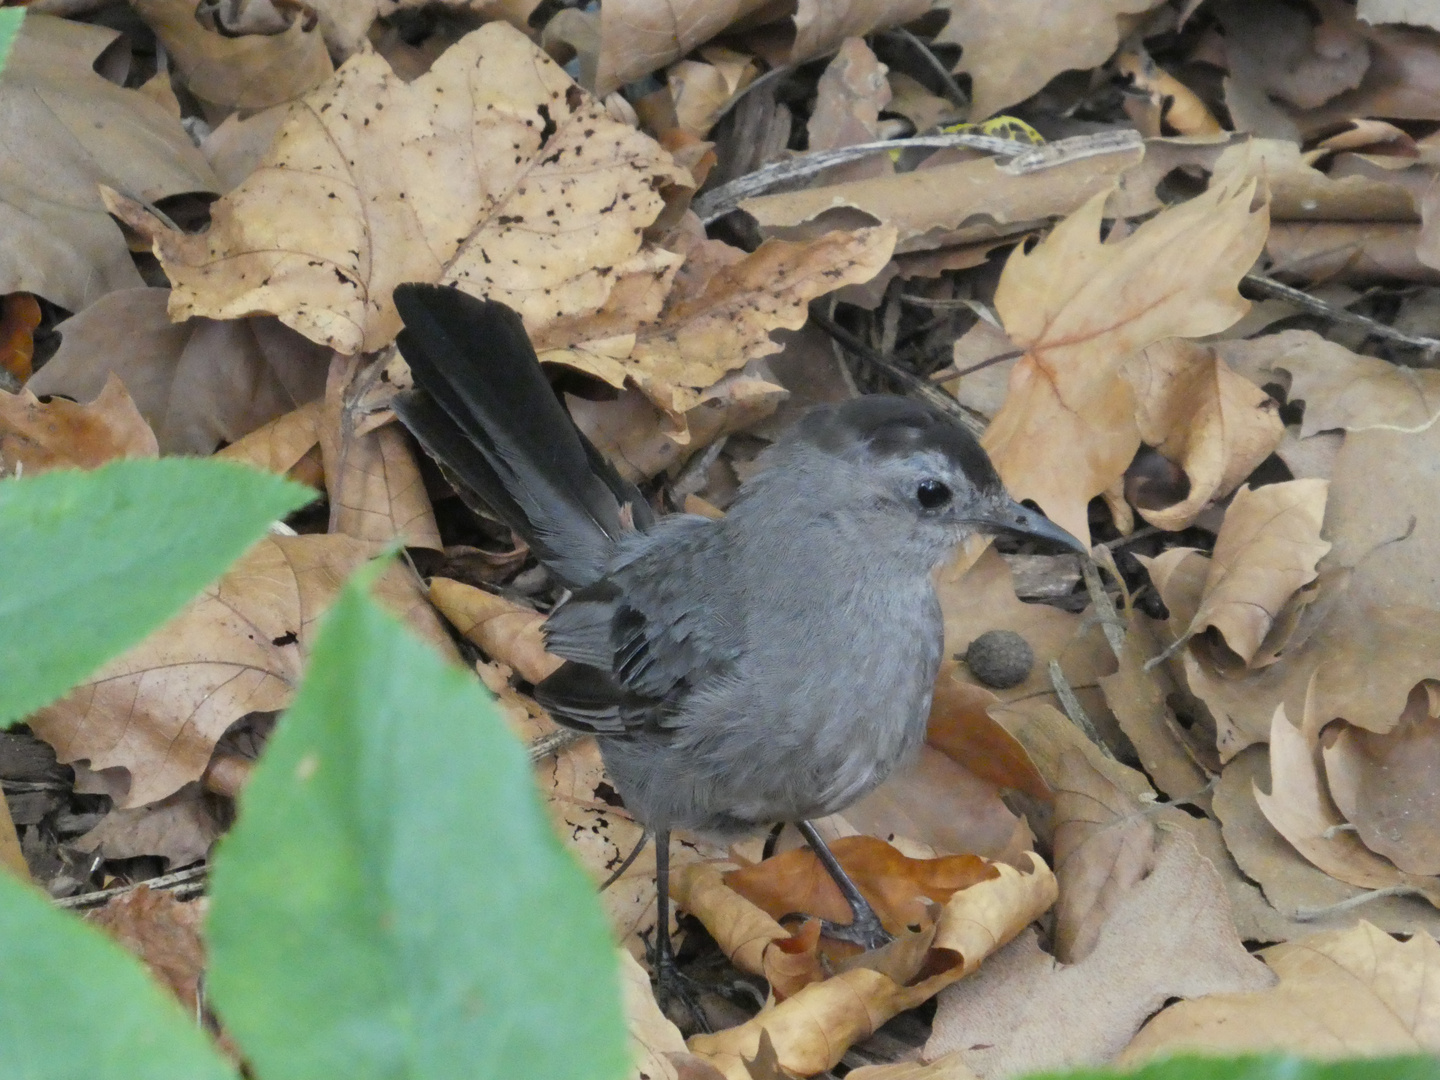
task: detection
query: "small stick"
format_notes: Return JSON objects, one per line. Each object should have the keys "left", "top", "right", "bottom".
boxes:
{"left": 56, "top": 864, "right": 208, "bottom": 910}
{"left": 1242, "top": 273, "right": 1440, "bottom": 354}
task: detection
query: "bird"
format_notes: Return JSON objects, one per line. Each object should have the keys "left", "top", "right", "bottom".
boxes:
{"left": 389, "top": 282, "right": 1086, "bottom": 995}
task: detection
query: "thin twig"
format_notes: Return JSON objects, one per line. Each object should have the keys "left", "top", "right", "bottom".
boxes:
{"left": 1292, "top": 885, "right": 1428, "bottom": 920}
{"left": 1048, "top": 659, "right": 1115, "bottom": 758}
{"left": 1080, "top": 557, "right": 1126, "bottom": 660}
{"left": 528, "top": 727, "right": 582, "bottom": 763}
{"left": 1101, "top": 525, "right": 1163, "bottom": 550}
{"left": 694, "top": 132, "right": 1029, "bottom": 223}
{"left": 56, "top": 865, "right": 208, "bottom": 910}
{"left": 888, "top": 27, "right": 969, "bottom": 110}
{"left": 807, "top": 306, "right": 985, "bottom": 434}
{"left": 1242, "top": 272, "right": 1440, "bottom": 353}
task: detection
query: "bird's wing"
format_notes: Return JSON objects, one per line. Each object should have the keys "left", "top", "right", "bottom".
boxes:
{"left": 538, "top": 518, "right": 743, "bottom": 735}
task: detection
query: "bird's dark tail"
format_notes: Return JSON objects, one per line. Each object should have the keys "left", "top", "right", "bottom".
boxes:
{"left": 391, "top": 283, "right": 651, "bottom": 588}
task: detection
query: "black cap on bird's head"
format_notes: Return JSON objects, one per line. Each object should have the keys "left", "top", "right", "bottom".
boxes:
{"left": 786, "top": 396, "right": 1088, "bottom": 556}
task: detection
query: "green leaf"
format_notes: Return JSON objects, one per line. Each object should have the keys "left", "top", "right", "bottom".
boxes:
{"left": 205, "top": 582, "right": 630, "bottom": 1080}
{"left": 0, "top": 8, "right": 22, "bottom": 73}
{"left": 0, "top": 459, "right": 313, "bottom": 726}
{"left": 0, "top": 870, "right": 238, "bottom": 1079}
{"left": 1023, "top": 1054, "right": 1440, "bottom": 1080}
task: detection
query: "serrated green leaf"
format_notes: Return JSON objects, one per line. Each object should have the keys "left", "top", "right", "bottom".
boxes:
{"left": 0, "top": 459, "right": 313, "bottom": 726}
{"left": 0, "top": 870, "right": 237, "bottom": 1079}
{"left": 205, "top": 582, "right": 630, "bottom": 1080}
{"left": 1023, "top": 1053, "right": 1440, "bottom": 1080}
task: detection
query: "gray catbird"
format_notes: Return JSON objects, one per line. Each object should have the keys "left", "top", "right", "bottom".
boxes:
{"left": 391, "top": 283, "right": 1085, "bottom": 979}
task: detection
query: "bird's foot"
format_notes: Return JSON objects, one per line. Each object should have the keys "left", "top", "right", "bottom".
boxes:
{"left": 815, "top": 896, "right": 894, "bottom": 951}
{"left": 643, "top": 929, "right": 713, "bottom": 1034}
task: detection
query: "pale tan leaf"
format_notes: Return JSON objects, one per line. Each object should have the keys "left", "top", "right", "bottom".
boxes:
{"left": 984, "top": 181, "right": 1269, "bottom": 544}
{"left": 428, "top": 578, "right": 562, "bottom": 686}
{"left": 1324, "top": 687, "right": 1440, "bottom": 876}
{"left": 1186, "top": 480, "right": 1331, "bottom": 665}
{"left": 0, "top": 793, "right": 26, "bottom": 881}
{"left": 1254, "top": 703, "right": 1440, "bottom": 906}
{"left": 1122, "top": 339, "right": 1284, "bottom": 531}
{"left": 1219, "top": 329, "right": 1440, "bottom": 437}
{"left": 134, "top": 0, "right": 332, "bottom": 110}
{"left": 73, "top": 783, "right": 221, "bottom": 869}
{"left": 926, "top": 830, "right": 1273, "bottom": 1078}
{"left": 216, "top": 401, "right": 323, "bottom": 478}
{"left": 1120, "top": 922, "right": 1440, "bottom": 1062}
{"left": 934, "top": 0, "right": 1167, "bottom": 122}
{"left": 153, "top": 23, "right": 688, "bottom": 355}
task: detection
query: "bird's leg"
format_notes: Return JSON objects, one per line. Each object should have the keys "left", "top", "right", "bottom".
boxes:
{"left": 646, "top": 828, "right": 710, "bottom": 1032}
{"left": 796, "top": 820, "right": 894, "bottom": 950}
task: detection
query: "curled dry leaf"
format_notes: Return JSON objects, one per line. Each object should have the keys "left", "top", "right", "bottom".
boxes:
{"left": 1121, "top": 338, "right": 1284, "bottom": 531}
{"left": 926, "top": 829, "right": 1273, "bottom": 1078}
{"left": 0, "top": 375, "right": 158, "bottom": 474}
{"left": 74, "top": 783, "right": 221, "bottom": 869}
{"left": 28, "top": 535, "right": 456, "bottom": 808}
{"left": 1119, "top": 922, "right": 1440, "bottom": 1062}
{"left": 620, "top": 948, "right": 687, "bottom": 1080}
{"left": 1219, "top": 329, "right": 1440, "bottom": 437}
{"left": 1214, "top": 746, "right": 1440, "bottom": 939}
{"left": 593, "top": 0, "right": 929, "bottom": 97}
{"left": 1185, "top": 480, "right": 1331, "bottom": 666}
{"left": 687, "top": 854, "right": 1057, "bottom": 1080}
{"left": 1211, "top": 137, "right": 1421, "bottom": 222}
{"left": 216, "top": 400, "right": 324, "bottom": 480}
{"left": 543, "top": 226, "right": 897, "bottom": 421}
{"left": 1255, "top": 702, "right": 1440, "bottom": 908}
{"left": 741, "top": 149, "right": 1142, "bottom": 258}
{"left": 428, "top": 577, "right": 563, "bottom": 686}
{"left": 984, "top": 181, "right": 1269, "bottom": 545}
{"left": 153, "top": 22, "right": 689, "bottom": 355}
{"left": 134, "top": 0, "right": 333, "bottom": 110}
{"left": 1324, "top": 686, "right": 1440, "bottom": 876}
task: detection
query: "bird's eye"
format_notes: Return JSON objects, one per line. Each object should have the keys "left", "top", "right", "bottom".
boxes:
{"left": 916, "top": 479, "right": 952, "bottom": 509}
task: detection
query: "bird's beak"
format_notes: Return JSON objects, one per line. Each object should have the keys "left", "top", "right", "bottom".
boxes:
{"left": 968, "top": 494, "right": 1089, "bottom": 555}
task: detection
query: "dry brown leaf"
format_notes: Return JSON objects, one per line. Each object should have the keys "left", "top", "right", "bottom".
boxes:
{"left": 0, "top": 14, "right": 218, "bottom": 312}
{"left": 429, "top": 578, "right": 562, "bottom": 686}
{"left": 1121, "top": 339, "right": 1284, "bottom": 531}
{"left": 846, "top": 1053, "right": 981, "bottom": 1080}
{"left": 925, "top": 829, "right": 1274, "bottom": 1078}
{"left": 1219, "top": 328, "right": 1440, "bottom": 437}
{"left": 1269, "top": 221, "right": 1440, "bottom": 285}
{"left": 1120, "top": 922, "right": 1440, "bottom": 1062}
{"left": 1323, "top": 415, "right": 1440, "bottom": 611}
{"left": 620, "top": 947, "right": 687, "bottom": 1080}
{"left": 0, "top": 375, "right": 158, "bottom": 474}
{"left": 545, "top": 226, "right": 896, "bottom": 420}
{"left": 30, "top": 288, "right": 328, "bottom": 456}
{"left": 688, "top": 855, "right": 1056, "bottom": 1080}
{"left": 806, "top": 38, "right": 892, "bottom": 185}
{"left": 984, "top": 181, "right": 1269, "bottom": 545}
{"left": 216, "top": 401, "right": 324, "bottom": 479}
{"left": 73, "top": 783, "right": 221, "bottom": 869}
{"left": 0, "top": 793, "right": 25, "bottom": 881}
{"left": 1255, "top": 702, "right": 1440, "bottom": 908}
{"left": 28, "top": 535, "right": 456, "bottom": 808}
{"left": 319, "top": 355, "right": 440, "bottom": 550}
{"left": 1325, "top": 687, "right": 1440, "bottom": 877}
{"left": 842, "top": 745, "right": 1031, "bottom": 864}
{"left": 1214, "top": 746, "right": 1440, "bottom": 938}
{"left": 1183, "top": 480, "right": 1331, "bottom": 665}
{"left": 935, "top": 0, "right": 1167, "bottom": 122}
{"left": 152, "top": 22, "right": 688, "bottom": 355}
{"left": 742, "top": 149, "right": 1143, "bottom": 258}
{"left": 134, "top": 0, "right": 332, "bottom": 110}
{"left": 939, "top": 546, "right": 1114, "bottom": 711}
{"left": 1211, "top": 136, "right": 1422, "bottom": 222}
{"left": 1098, "top": 619, "right": 1212, "bottom": 803}
{"left": 86, "top": 888, "right": 207, "bottom": 1014}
